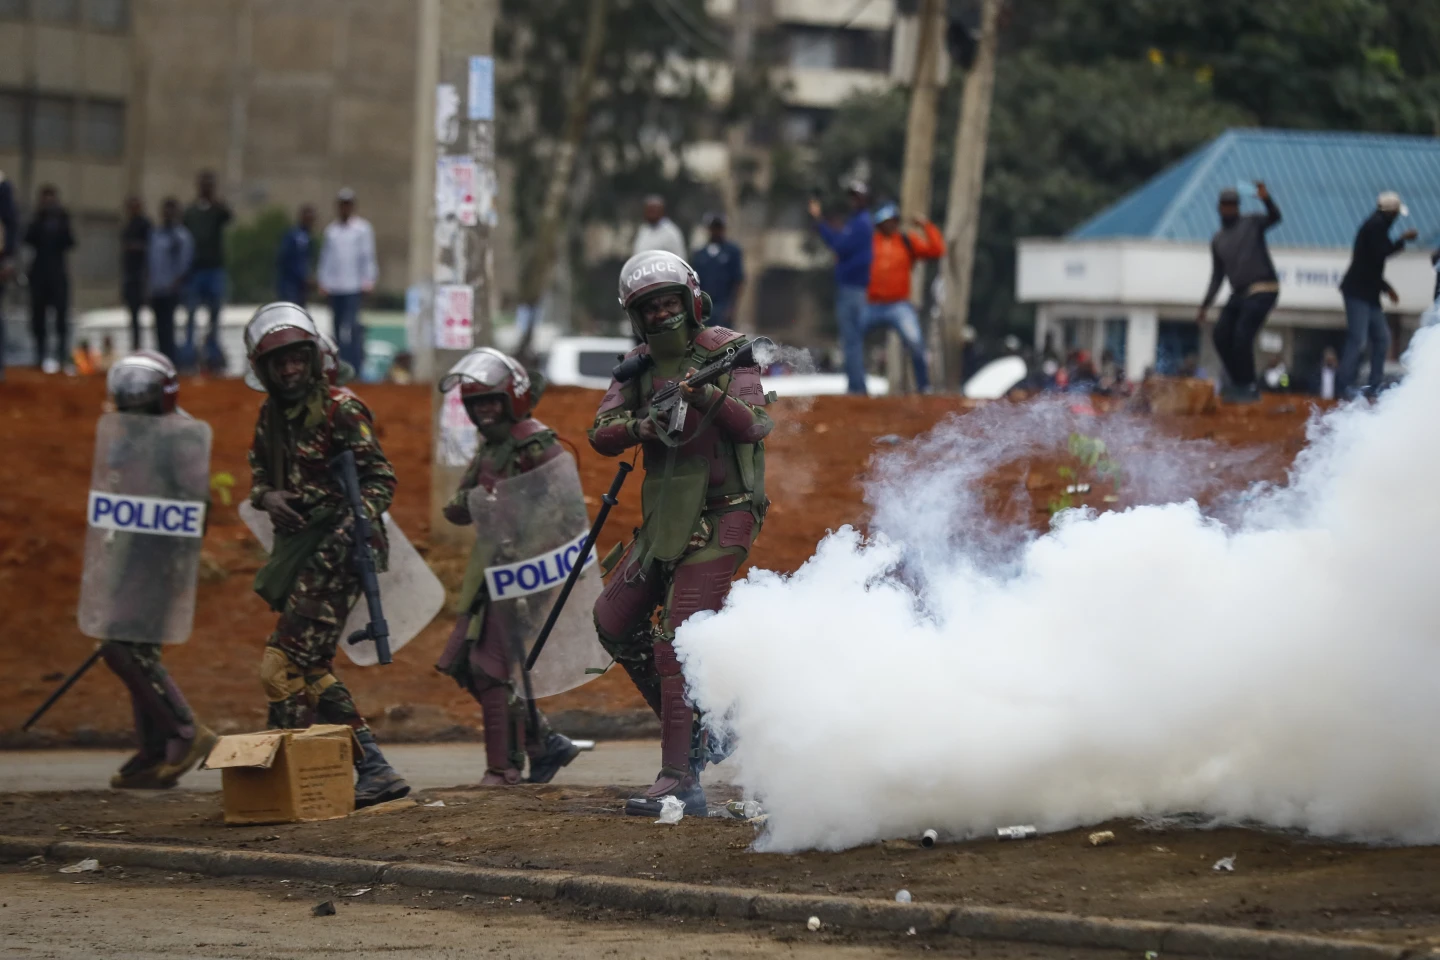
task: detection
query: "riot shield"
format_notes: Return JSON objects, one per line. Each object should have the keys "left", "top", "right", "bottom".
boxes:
{"left": 239, "top": 502, "right": 444, "bottom": 666}
{"left": 468, "top": 451, "right": 610, "bottom": 698}
{"left": 77, "top": 412, "right": 212, "bottom": 644}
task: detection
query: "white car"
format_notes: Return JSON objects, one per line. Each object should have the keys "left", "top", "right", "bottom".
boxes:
{"left": 543, "top": 335, "right": 888, "bottom": 396}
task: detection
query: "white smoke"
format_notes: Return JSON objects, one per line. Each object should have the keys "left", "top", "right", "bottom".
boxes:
{"left": 677, "top": 329, "right": 1440, "bottom": 853}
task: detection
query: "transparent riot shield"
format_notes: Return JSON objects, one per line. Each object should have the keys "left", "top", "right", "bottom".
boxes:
{"left": 239, "top": 503, "right": 445, "bottom": 666}
{"left": 468, "top": 451, "right": 610, "bottom": 698}
{"left": 77, "top": 412, "right": 212, "bottom": 644}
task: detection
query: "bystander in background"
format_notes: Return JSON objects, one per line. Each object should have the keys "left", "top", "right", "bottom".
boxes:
{"left": 1337, "top": 191, "right": 1416, "bottom": 399}
{"left": 120, "top": 196, "right": 151, "bottom": 351}
{"left": 147, "top": 198, "right": 194, "bottom": 364}
{"left": 24, "top": 184, "right": 76, "bottom": 375}
{"left": 864, "top": 204, "right": 943, "bottom": 393}
{"left": 317, "top": 187, "right": 377, "bottom": 371}
{"left": 181, "top": 170, "right": 233, "bottom": 373}
{"left": 1196, "top": 182, "right": 1282, "bottom": 404}
{"left": 632, "top": 195, "right": 687, "bottom": 259}
{"left": 276, "top": 204, "right": 316, "bottom": 307}
{"left": 690, "top": 213, "right": 744, "bottom": 327}
{"left": 810, "top": 180, "right": 873, "bottom": 394}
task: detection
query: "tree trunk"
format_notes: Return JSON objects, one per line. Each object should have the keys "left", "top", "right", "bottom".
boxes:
{"left": 516, "top": 0, "right": 609, "bottom": 362}
{"left": 892, "top": 0, "right": 945, "bottom": 394}
{"left": 939, "top": 0, "right": 1002, "bottom": 392}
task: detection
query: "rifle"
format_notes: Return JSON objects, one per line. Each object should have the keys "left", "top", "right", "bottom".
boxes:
{"left": 23, "top": 644, "right": 105, "bottom": 731}
{"left": 524, "top": 461, "right": 633, "bottom": 672}
{"left": 612, "top": 336, "right": 772, "bottom": 442}
{"left": 329, "top": 449, "right": 392, "bottom": 665}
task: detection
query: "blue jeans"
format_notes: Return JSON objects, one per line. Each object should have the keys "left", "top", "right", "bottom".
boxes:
{"left": 182, "top": 267, "right": 227, "bottom": 371}
{"left": 330, "top": 292, "right": 365, "bottom": 372}
{"left": 862, "top": 299, "right": 930, "bottom": 392}
{"left": 1338, "top": 296, "right": 1390, "bottom": 397}
{"left": 836, "top": 284, "right": 869, "bottom": 394}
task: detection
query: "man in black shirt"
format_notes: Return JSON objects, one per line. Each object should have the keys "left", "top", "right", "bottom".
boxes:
{"left": 23, "top": 184, "right": 76, "bottom": 374}
{"left": 1337, "top": 192, "right": 1416, "bottom": 399}
{"left": 1196, "top": 183, "right": 1282, "bottom": 403}
{"left": 121, "top": 196, "right": 152, "bottom": 351}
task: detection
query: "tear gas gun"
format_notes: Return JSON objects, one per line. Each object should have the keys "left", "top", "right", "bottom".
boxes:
{"left": 330, "top": 449, "right": 392, "bottom": 665}
{"left": 612, "top": 336, "right": 772, "bottom": 441}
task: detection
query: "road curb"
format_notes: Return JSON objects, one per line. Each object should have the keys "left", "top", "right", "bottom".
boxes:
{"left": 1, "top": 835, "right": 1413, "bottom": 959}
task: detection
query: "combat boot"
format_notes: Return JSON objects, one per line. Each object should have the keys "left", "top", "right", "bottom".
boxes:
{"left": 111, "top": 754, "right": 169, "bottom": 790}
{"left": 353, "top": 731, "right": 411, "bottom": 808}
{"left": 526, "top": 733, "right": 581, "bottom": 784}
{"left": 150, "top": 725, "right": 219, "bottom": 789}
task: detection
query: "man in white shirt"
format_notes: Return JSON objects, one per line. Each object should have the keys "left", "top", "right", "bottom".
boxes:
{"left": 631, "top": 195, "right": 687, "bottom": 260}
{"left": 317, "top": 187, "right": 377, "bottom": 372}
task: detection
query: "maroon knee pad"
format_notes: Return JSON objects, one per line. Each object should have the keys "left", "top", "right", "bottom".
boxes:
{"left": 665, "top": 554, "right": 742, "bottom": 633}
{"left": 595, "top": 553, "right": 662, "bottom": 641}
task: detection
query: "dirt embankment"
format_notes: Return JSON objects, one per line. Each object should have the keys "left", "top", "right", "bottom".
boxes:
{"left": 1, "top": 369, "right": 1316, "bottom": 744}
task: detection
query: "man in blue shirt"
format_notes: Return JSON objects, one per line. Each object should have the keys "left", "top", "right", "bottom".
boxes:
{"left": 810, "top": 180, "right": 872, "bottom": 394}
{"left": 276, "top": 204, "right": 316, "bottom": 307}
{"left": 689, "top": 213, "right": 745, "bottom": 327}
{"left": 147, "top": 198, "right": 195, "bottom": 364}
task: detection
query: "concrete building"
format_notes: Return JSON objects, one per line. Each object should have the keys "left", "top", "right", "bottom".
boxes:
{"left": 1017, "top": 129, "right": 1440, "bottom": 389}
{"left": 0, "top": 0, "right": 421, "bottom": 310}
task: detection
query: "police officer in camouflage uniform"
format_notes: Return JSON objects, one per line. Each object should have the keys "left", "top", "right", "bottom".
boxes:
{"left": 434, "top": 348, "right": 582, "bottom": 785}
{"left": 244, "top": 302, "right": 409, "bottom": 808}
{"left": 102, "top": 351, "right": 217, "bottom": 788}
{"left": 589, "top": 250, "right": 773, "bottom": 816}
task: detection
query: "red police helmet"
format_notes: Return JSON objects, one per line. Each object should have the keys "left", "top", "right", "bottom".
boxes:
{"left": 438, "top": 347, "right": 534, "bottom": 420}
{"left": 107, "top": 350, "right": 180, "bottom": 413}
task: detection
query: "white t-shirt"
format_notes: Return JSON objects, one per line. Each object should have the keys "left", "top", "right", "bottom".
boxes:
{"left": 318, "top": 216, "right": 378, "bottom": 294}
{"left": 632, "top": 217, "right": 688, "bottom": 260}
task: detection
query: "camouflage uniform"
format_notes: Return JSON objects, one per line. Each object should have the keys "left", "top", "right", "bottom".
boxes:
{"left": 590, "top": 323, "right": 773, "bottom": 807}
{"left": 436, "top": 419, "right": 564, "bottom": 775}
{"left": 248, "top": 381, "right": 396, "bottom": 732}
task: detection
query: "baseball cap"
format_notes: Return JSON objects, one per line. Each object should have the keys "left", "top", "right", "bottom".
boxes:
{"left": 1218, "top": 187, "right": 1240, "bottom": 204}
{"left": 337, "top": 187, "right": 356, "bottom": 202}
{"left": 874, "top": 203, "right": 899, "bottom": 223}
{"left": 1377, "top": 191, "right": 1408, "bottom": 216}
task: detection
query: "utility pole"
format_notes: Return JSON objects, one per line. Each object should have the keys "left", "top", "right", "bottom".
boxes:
{"left": 891, "top": 0, "right": 945, "bottom": 395}
{"left": 411, "top": 0, "right": 500, "bottom": 546}
{"left": 515, "top": 0, "right": 609, "bottom": 363}
{"left": 938, "top": 0, "right": 1002, "bottom": 391}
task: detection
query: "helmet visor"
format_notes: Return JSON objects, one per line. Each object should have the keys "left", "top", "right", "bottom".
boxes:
{"left": 438, "top": 348, "right": 527, "bottom": 395}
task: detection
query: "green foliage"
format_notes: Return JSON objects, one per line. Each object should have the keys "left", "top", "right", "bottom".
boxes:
{"left": 1048, "top": 432, "right": 1123, "bottom": 515}
{"left": 225, "top": 207, "right": 290, "bottom": 305}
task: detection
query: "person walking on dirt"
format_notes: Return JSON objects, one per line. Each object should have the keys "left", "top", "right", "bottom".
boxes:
{"left": 243, "top": 302, "right": 409, "bottom": 809}
{"left": 99, "top": 351, "right": 218, "bottom": 789}
{"left": 1337, "top": 192, "right": 1417, "bottom": 399}
{"left": 1196, "top": 183, "right": 1282, "bottom": 404}
{"left": 589, "top": 250, "right": 774, "bottom": 817}
{"left": 433, "top": 347, "right": 583, "bottom": 786}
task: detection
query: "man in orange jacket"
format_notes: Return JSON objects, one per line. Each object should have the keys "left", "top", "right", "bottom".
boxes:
{"left": 865, "top": 204, "right": 943, "bottom": 392}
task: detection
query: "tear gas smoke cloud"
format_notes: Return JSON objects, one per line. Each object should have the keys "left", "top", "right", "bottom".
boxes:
{"left": 676, "top": 330, "right": 1440, "bottom": 852}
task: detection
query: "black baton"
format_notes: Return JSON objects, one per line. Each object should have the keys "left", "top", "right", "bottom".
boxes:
{"left": 23, "top": 644, "right": 105, "bottom": 731}
{"left": 524, "top": 461, "right": 633, "bottom": 672}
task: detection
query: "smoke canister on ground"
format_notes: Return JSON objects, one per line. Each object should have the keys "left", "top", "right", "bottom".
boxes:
{"left": 997, "top": 825, "right": 1037, "bottom": 841}
{"left": 920, "top": 828, "right": 938, "bottom": 847}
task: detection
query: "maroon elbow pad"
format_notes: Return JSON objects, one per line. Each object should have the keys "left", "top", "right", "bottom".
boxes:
{"left": 590, "top": 421, "right": 634, "bottom": 455}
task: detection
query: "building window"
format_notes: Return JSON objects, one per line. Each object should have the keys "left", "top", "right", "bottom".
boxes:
{"left": 77, "top": 214, "right": 120, "bottom": 287}
{"left": 787, "top": 27, "right": 891, "bottom": 72}
{"left": 0, "top": 1, "right": 28, "bottom": 21}
{"left": 33, "top": 0, "right": 78, "bottom": 22}
{"left": 81, "top": 100, "right": 124, "bottom": 158}
{"left": 34, "top": 96, "right": 76, "bottom": 153}
{"left": 84, "top": 0, "right": 126, "bottom": 30}
{"left": 0, "top": 93, "right": 21, "bottom": 151}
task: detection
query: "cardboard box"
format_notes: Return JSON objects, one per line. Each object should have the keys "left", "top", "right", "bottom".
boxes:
{"left": 202, "top": 725, "right": 359, "bottom": 825}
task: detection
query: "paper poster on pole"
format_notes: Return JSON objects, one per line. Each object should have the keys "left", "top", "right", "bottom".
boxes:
{"left": 434, "top": 284, "right": 474, "bottom": 350}
{"left": 438, "top": 389, "right": 479, "bottom": 468}
{"left": 435, "top": 84, "right": 460, "bottom": 144}
{"left": 468, "top": 56, "right": 494, "bottom": 121}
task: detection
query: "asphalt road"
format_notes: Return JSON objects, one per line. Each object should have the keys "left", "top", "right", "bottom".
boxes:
{"left": 0, "top": 867, "right": 1131, "bottom": 960}
{"left": 0, "top": 740, "right": 731, "bottom": 793}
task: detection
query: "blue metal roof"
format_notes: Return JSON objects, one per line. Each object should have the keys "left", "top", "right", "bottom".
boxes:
{"left": 1070, "top": 129, "right": 1440, "bottom": 248}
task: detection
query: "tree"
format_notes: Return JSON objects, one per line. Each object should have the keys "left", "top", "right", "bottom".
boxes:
{"left": 225, "top": 207, "right": 291, "bottom": 305}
